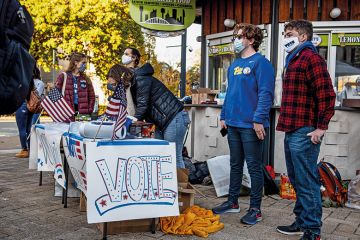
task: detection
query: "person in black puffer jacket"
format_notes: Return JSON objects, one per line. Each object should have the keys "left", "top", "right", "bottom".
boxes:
{"left": 131, "top": 63, "right": 190, "bottom": 168}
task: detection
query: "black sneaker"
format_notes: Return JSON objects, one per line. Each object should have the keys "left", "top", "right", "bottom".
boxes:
{"left": 240, "top": 208, "right": 262, "bottom": 225}
{"left": 212, "top": 200, "right": 240, "bottom": 214}
{"left": 277, "top": 222, "right": 303, "bottom": 235}
{"left": 300, "top": 230, "right": 321, "bottom": 240}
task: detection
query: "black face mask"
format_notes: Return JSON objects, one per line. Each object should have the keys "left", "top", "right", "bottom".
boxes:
{"left": 107, "top": 83, "right": 116, "bottom": 91}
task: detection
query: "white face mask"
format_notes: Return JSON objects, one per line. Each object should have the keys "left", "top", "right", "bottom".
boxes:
{"left": 283, "top": 37, "right": 299, "bottom": 53}
{"left": 233, "top": 38, "right": 245, "bottom": 54}
{"left": 122, "top": 55, "right": 133, "bottom": 65}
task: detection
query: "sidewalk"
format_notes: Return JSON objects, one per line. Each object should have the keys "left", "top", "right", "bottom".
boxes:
{"left": 0, "top": 147, "right": 359, "bottom": 239}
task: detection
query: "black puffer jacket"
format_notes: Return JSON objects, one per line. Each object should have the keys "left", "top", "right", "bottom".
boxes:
{"left": 130, "top": 63, "right": 184, "bottom": 131}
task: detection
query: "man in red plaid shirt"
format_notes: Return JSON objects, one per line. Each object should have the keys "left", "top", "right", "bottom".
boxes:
{"left": 276, "top": 20, "right": 336, "bottom": 240}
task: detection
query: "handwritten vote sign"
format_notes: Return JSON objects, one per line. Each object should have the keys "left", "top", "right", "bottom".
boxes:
{"left": 86, "top": 140, "right": 179, "bottom": 223}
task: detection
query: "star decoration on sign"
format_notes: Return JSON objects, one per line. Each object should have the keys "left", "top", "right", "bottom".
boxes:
{"left": 123, "top": 195, "right": 128, "bottom": 200}
{"left": 99, "top": 199, "right": 107, "bottom": 207}
{"left": 143, "top": 193, "right": 147, "bottom": 198}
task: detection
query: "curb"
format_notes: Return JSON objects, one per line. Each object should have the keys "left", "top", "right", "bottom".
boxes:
{"left": 0, "top": 149, "right": 21, "bottom": 154}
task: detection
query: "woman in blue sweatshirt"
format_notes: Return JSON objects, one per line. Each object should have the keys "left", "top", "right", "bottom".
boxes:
{"left": 212, "top": 23, "right": 275, "bottom": 225}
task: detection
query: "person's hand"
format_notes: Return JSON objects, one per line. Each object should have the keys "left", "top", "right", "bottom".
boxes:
{"left": 220, "top": 120, "right": 227, "bottom": 129}
{"left": 253, "top": 123, "right": 266, "bottom": 140}
{"left": 307, "top": 129, "right": 326, "bottom": 144}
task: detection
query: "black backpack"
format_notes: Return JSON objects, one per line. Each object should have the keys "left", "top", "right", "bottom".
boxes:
{"left": 0, "top": 0, "right": 35, "bottom": 115}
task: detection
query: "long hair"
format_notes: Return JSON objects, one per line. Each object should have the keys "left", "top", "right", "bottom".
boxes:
{"left": 107, "top": 64, "right": 134, "bottom": 88}
{"left": 66, "top": 52, "right": 87, "bottom": 73}
{"left": 126, "top": 47, "right": 141, "bottom": 67}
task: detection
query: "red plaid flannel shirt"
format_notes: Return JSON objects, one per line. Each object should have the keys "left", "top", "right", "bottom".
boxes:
{"left": 276, "top": 48, "right": 336, "bottom": 132}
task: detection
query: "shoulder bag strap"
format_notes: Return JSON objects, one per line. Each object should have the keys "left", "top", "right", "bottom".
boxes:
{"left": 62, "top": 72, "right": 67, "bottom": 96}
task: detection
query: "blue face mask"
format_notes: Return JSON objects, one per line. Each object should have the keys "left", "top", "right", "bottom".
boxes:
{"left": 107, "top": 83, "right": 116, "bottom": 91}
{"left": 233, "top": 38, "right": 245, "bottom": 54}
{"left": 79, "top": 63, "right": 86, "bottom": 73}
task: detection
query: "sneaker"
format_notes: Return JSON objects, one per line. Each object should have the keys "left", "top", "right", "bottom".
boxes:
{"left": 240, "top": 208, "right": 262, "bottom": 225}
{"left": 212, "top": 201, "right": 240, "bottom": 214}
{"left": 300, "top": 230, "right": 321, "bottom": 240}
{"left": 277, "top": 222, "right": 303, "bottom": 235}
{"left": 15, "top": 149, "right": 29, "bottom": 158}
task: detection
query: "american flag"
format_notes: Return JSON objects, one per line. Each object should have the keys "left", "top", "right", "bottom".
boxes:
{"left": 41, "top": 88, "right": 75, "bottom": 122}
{"left": 68, "top": 137, "right": 84, "bottom": 161}
{"left": 105, "top": 82, "right": 127, "bottom": 140}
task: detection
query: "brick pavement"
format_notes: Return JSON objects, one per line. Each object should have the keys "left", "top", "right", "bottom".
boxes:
{"left": 0, "top": 151, "right": 359, "bottom": 240}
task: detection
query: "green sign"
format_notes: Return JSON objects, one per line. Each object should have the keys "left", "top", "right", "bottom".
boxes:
{"left": 332, "top": 33, "right": 360, "bottom": 46}
{"left": 209, "top": 43, "right": 234, "bottom": 57}
{"left": 129, "top": 0, "right": 196, "bottom": 32}
{"left": 312, "top": 34, "right": 328, "bottom": 47}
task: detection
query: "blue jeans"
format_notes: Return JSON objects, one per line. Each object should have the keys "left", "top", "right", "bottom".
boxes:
{"left": 155, "top": 111, "right": 190, "bottom": 168}
{"left": 227, "top": 126, "right": 264, "bottom": 209}
{"left": 284, "top": 126, "right": 322, "bottom": 235}
{"left": 15, "top": 102, "right": 34, "bottom": 149}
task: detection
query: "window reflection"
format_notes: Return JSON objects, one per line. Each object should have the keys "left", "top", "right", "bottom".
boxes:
{"left": 335, "top": 46, "right": 360, "bottom": 105}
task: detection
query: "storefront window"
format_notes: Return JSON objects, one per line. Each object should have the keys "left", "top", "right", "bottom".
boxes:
{"left": 208, "top": 54, "right": 233, "bottom": 91}
{"left": 334, "top": 45, "right": 360, "bottom": 102}
{"left": 208, "top": 43, "right": 235, "bottom": 92}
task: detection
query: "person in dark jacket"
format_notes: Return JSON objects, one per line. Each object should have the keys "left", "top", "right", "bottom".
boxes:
{"left": 55, "top": 52, "right": 95, "bottom": 120}
{"left": 131, "top": 63, "right": 190, "bottom": 168}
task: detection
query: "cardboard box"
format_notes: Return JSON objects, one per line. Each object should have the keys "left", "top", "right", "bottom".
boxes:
{"left": 191, "top": 88, "right": 219, "bottom": 104}
{"left": 79, "top": 192, "right": 87, "bottom": 212}
{"left": 342, "top": 99, "right": 360, "bottom": 108}
{"left": 177, "top": 168, "right": 196, "bottom": 213}
{"left": 96, "top": 218, "right": 159, "bottom": 235}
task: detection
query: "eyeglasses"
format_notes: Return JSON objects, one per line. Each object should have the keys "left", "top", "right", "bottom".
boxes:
{"left": 231, "top": 34, "right": 246, "bottom": 42}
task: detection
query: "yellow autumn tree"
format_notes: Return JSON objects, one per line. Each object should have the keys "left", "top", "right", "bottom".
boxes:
{"left": 22, "top": 0, "right": 146, "bottom": 80}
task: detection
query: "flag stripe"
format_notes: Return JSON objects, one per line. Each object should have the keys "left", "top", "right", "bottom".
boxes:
{"left": 46, "top": 97, "right": 68, "bottom": 122}
{"left": 43, "top": 96, "right": 67, "bottom": 122}
{"left": 56, "top": 98, "right": 73, "bottom": 118}
{"left": 41, "top": 88, "right": 74, "bottom": 123}
{"left": 42, "top": 100, "right": 62, "bottom": 122}
{"left": 58, "top": 98, "right": 74, "bottom": 116}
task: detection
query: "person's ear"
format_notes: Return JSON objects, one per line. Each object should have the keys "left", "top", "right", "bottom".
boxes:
{"left": 249, "top": 38, "right": 255, "bottom": 45}
{"left": 299, "top": 33, "right": 308, "bottom": 42}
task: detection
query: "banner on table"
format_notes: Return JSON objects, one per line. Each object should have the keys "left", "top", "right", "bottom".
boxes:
{"left": 35, "top": 124, "right": 66, "bottom": 188}
{"left": 63, "top": 133, "right": 87, "bottom": 195}
{"left": 86, "top": 140, "right": 179, "bottom": 223}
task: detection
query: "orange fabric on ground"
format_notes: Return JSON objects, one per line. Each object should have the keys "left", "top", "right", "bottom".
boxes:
{"left": 160, "top": 205, "right": 224, "bottom": 238}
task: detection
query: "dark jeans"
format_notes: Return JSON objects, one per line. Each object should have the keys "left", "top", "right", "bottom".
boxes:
{"left": 227, "top": 126, "right": 264, "bottom": 209}
{"left": 284, "top": 126, "right": 322, "bottom": 235}
{"left": 15, "top": 102, "right": 40, "bottom": 149}
{"left": 16, "top": 102, "right": 34, "bottom": 149}
{"left": 155, "top": 111, "right": 190, "bottom": 168}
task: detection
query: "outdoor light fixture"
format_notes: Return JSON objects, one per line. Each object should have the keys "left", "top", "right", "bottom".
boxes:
{"left": 330, "top": 7, "right": 341, "bottom": 19}
{"left": 224, "top": 19, "right": 236, "bottom": 28}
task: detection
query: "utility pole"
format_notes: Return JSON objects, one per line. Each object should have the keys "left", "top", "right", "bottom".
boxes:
{"left": 180, "top": 29, "right": 187, "bottom": 98}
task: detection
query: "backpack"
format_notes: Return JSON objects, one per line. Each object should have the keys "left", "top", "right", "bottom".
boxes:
{"left": 318, "top": 161, "right": 348, "bottom": 207}
{"left": 0, "top": 0, "right": 35, "bottom": 115}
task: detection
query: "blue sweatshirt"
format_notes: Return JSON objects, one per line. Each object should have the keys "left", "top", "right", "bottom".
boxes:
{"left": 220, "top": 53, "right": 275, "bottom": 128}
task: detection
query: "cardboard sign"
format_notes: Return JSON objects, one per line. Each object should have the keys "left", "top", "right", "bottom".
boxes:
{"left": 63, "top": 133, "right": 87, "bottom": 195}
{"left": 33, "top": 123, "right": 69, "bottom": 188}
{"left": 86, "top": 140, "right": 179, "bottom": 223}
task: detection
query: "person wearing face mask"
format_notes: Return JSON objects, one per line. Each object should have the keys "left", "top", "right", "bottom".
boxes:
{"left": 106, "top": 64, "right": 136, "bottom": 117}
{"left": 212, "top": 23, "right": 275, "bottom": 225}
{"left": 55, "top": 52, "right": 95, "bottom": 120}
{"left": 276, "top": 20, "right": 336, "bottom": 240}
{"left": 122, "top": 47, "right": 141, "bottom": 71}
